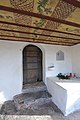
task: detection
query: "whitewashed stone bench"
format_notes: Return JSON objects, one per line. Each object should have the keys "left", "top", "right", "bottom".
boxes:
{"left": 47, "top": 77, "right": 80, "bottom": 116}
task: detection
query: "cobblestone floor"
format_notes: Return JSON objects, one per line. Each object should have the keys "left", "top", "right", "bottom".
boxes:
{"left": 1, "top": 97, "right": 80, "bottom": 120}
{"left": 0, "top": 83, "right": 80, "bottom": 120}
{"left": 22, "top": 82, "right": 47, "bottom": 93}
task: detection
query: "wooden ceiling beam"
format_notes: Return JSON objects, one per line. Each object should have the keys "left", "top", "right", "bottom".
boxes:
{"left": 0, "top": 28, "right": 80, "bottom": 40}
{"left": 0, "top": 5, "right": 80, "bottom": 28}
{"left": 0, "top": 21, "right": 80, "bottom": 37}
{"left": 63, "top": 0, "right": 80, "bottom": 8}
{"left": 0, "top": 37, "right": 73, "bottom": 46}
{"left": 0, "top": 34, "right": 78, "bottom": 43}
{"left": 0, "top": 28, "right": 80, "bottom": 41}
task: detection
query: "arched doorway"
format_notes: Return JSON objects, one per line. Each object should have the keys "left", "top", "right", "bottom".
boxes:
{"left": 23, "top": 45, "right": 43, "bottom": 85}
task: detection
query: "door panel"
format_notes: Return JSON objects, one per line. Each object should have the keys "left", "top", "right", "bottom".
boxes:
{"left": 23, "top": 45, "right": 42, "bottom": 84}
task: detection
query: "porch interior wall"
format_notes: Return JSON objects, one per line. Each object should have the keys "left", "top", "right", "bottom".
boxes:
{"left": 0, "top": 40, "right": 72, "bottom": 102}
{"left": 71, "top": 44, "right": 80, "bottom": 77}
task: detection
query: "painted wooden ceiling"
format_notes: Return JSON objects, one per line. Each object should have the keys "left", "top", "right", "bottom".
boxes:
{"left": 0, "top": 0, "right": 80, "bottom": 46}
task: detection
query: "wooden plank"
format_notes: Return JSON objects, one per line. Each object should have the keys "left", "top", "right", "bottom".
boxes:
{"left": 0, "top": 34, "right": 79, "bottom": 43}
{"left": 0, "top": 21, "right": 80, "bottom": 37}
{"left": 0, "top": 37, "right": 74, "bottom": 46}
{"left": 0, "top": 28, "right": 80, "bottom": 41}
{"left": 0, "top": 5, "right": 80, "bottom": 28}
{"left": 63, "top": 0, "right": 80, "bottom": 8}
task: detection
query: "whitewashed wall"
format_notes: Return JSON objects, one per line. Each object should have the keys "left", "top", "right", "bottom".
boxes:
{"left": 0, "top": 40, "right": 72, "bottom": 102}
{"left": 0, "top": 41, "right": 22, "bottom": 103}
{"left": 44, "top": 44, "right": 72, "bottom": 78}
{"left": 71, "top": 44, "right": 80, "bottom": 76}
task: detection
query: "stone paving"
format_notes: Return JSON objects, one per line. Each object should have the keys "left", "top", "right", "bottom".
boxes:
{"left": 0, "top": 98, "right": 62, "bottom": 120}
{"left": 1, "top": 82, "right": 80, "bottom": 120}
{"left": 22, "top": 82, "right": 47, "bottom": 93}
{"left": 1, "top": 99, "right": 80, "bottom": 120}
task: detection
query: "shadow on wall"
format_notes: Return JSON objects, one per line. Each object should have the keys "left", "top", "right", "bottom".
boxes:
{"left": 0, "top": 91, "right": 6, "bottom": 104}
{"left": 66, "top": 97, "right": 80, "bottom": 116}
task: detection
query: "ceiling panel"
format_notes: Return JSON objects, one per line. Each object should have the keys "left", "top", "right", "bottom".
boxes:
{"left": 0, "top": 0, "right": 79, "bottom": 46}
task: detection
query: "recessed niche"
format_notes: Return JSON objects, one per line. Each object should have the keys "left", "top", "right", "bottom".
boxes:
{"left": 56, "top": 50, "right": 64, "bottom": 61}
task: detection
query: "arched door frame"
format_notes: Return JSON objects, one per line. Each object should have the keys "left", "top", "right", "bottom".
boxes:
{"left": 22, "top": 43, "right": 45, "bottom": 87}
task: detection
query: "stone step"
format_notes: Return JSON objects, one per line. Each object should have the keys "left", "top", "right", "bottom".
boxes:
{"left": 13, "top": 91, "right": 52, "bottom": 111}
{"left": 22, "top": 82, "right": 47, "bottom": 93}
{"left": 25, "top": 97, "right": 52, "bottom": 110}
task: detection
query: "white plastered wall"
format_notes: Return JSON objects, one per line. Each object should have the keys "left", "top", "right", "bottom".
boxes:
{"left": 71, "top": 44, "right": 80, "bottom": 76}
{"left": 44, "top": 44, "right": 72, "bottom": 79}
{"left": 0, "top": 40, "right": 72, "bottom": 102}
